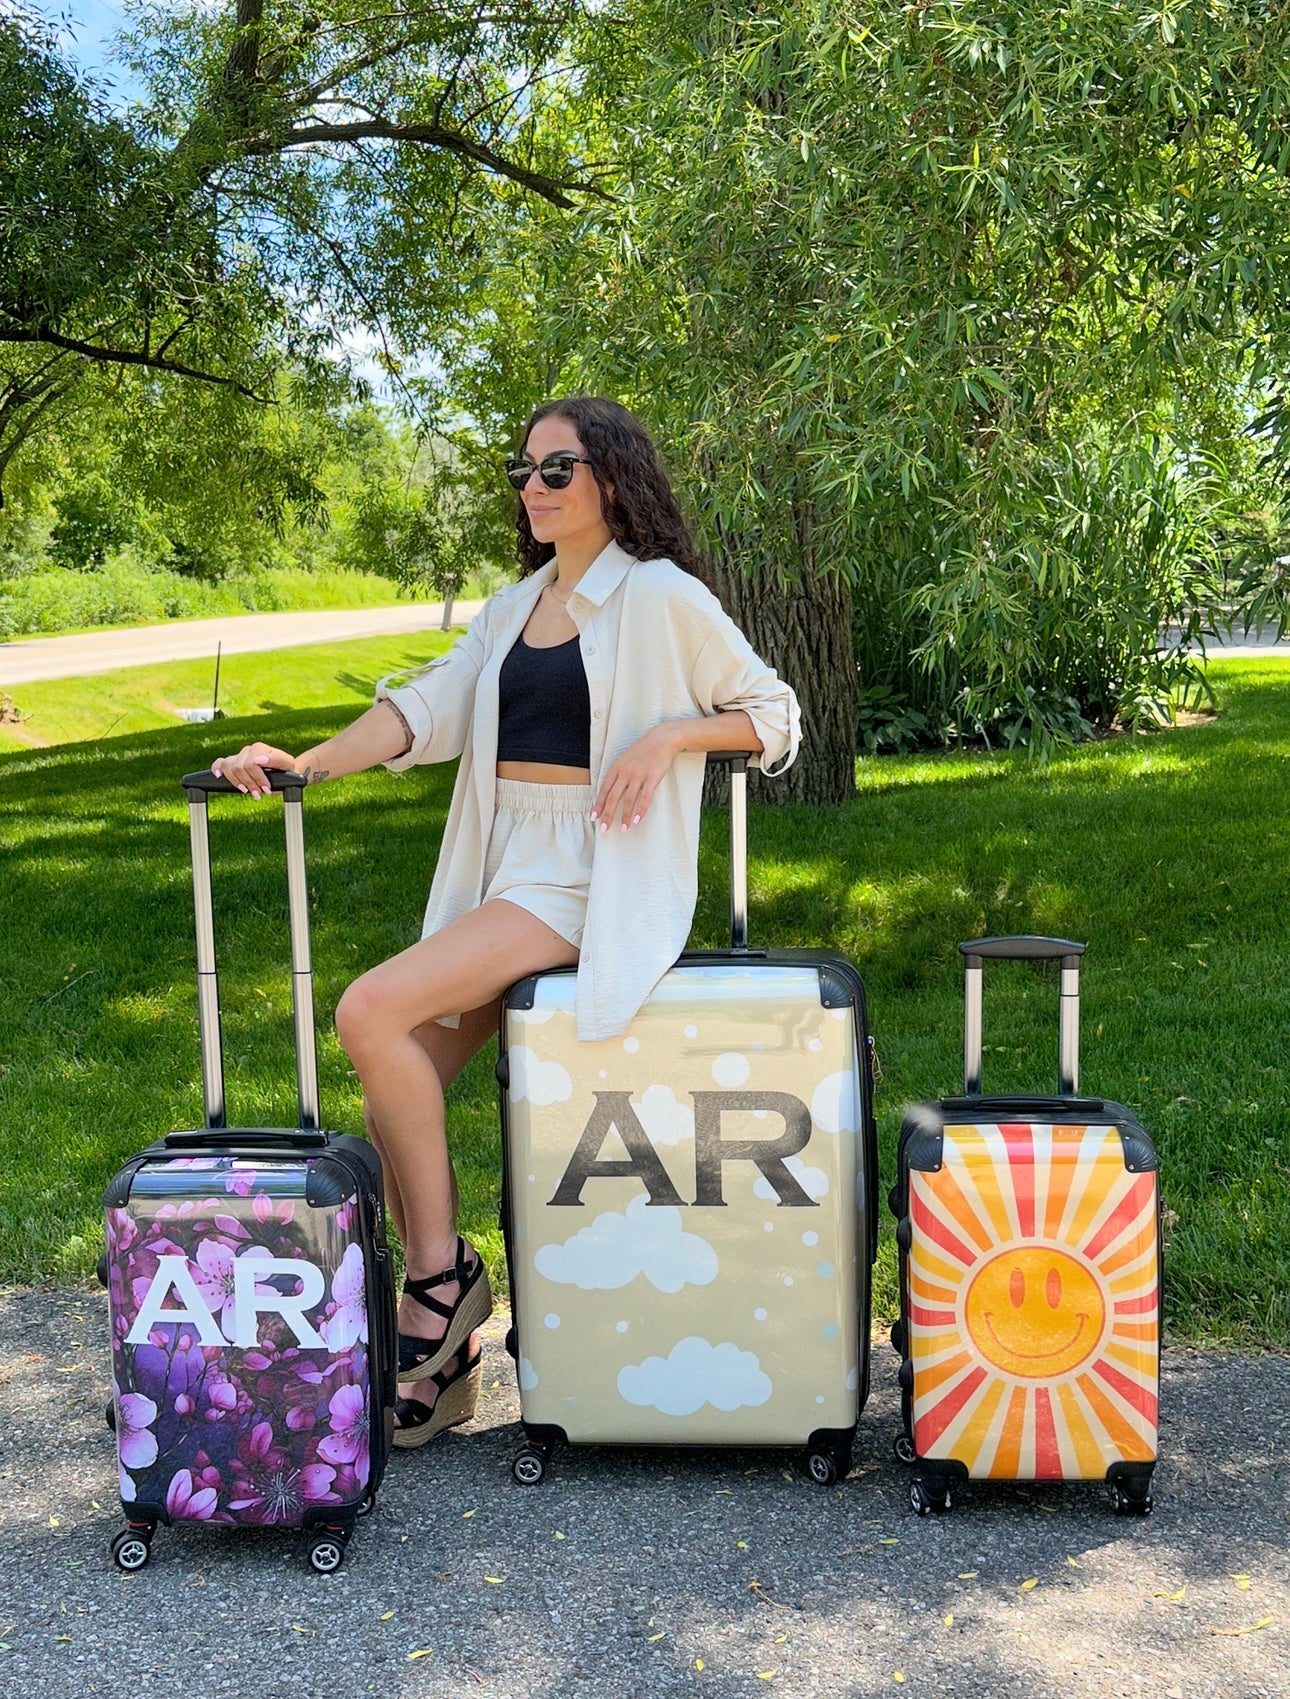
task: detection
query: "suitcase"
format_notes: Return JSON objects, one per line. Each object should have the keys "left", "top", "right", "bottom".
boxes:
{"left": 497, "top": 754, "right": 879, "bottom": 1486}
{"left": 888, "top": 936, "right": 1160, "bottom": 1517}
{"left": 101, "top": 769, "right": 397, "bottom": 1574}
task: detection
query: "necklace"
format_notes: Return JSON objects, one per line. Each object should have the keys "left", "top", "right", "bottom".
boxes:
{"left": 545, "top": 581, "right": 574, "bottom": 605}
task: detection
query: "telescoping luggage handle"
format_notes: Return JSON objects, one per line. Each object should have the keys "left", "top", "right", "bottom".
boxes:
{"left": 706, "top": 751, "right": 751, "bottom": 950}
{"left": 180, "top": 769, "right": 322, "bottom": 1139}
{"left": 959, "top": 935, "right": 1086, "bottom": 1097}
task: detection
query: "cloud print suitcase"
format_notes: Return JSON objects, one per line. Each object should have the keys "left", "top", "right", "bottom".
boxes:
{"left": 101, "top": 770, "right": 397, "bottom": 1574}
{"left": 498, "top": 756, "right": 879, "bottom": 1486}
{"left": 889, "top": 937, "right": 1160, "bottom": 1517}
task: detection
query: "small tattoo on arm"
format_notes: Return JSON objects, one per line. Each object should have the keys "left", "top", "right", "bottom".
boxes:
{"left": 302, "top": 766, "right": 329, "bottom": 784}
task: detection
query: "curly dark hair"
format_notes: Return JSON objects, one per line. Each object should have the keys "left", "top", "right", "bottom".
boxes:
{"left": 513, "top": 396, "right": 706, "bottom": 581}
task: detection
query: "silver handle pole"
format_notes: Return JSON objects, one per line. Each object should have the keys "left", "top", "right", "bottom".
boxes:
{"left": 282, "top": 790, "right": 320, "bottom": 1131}
{"left": 728, "top": 759, "right": 748, "bottom": 950}
{"left": 1058, "top": 963, "right": 1080, "bottom": 1096}
{"left": 963, "top": 960, "right": 984, "bottom": 1094}
{"left": 187, "top": 798, "right": 226, "bottom": 1128}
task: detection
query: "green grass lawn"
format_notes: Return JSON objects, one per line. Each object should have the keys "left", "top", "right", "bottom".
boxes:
{"left": 0, "top": 630, "right": 456, "bottom": 750}
{"left": 1, "top": 651, "right": 1287, "bottom": 1347}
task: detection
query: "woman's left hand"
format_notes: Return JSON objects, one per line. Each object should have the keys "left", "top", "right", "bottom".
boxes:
{"left": 592, "top": 724, "right": 682, "bottom": 833}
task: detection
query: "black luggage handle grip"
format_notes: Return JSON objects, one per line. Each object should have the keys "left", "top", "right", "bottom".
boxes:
{"left": 164, "top": 1127, "right": 329, "bottom": 1151}
{"left": 183, "top": 768, "right": 308, "bottom": 799}
{"left": 959, "top": 935, "right": 1086, "bottom": 969}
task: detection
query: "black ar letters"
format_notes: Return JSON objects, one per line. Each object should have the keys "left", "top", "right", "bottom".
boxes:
{"left": 550, "top": 1089, "right": 818, "bottom": 1208}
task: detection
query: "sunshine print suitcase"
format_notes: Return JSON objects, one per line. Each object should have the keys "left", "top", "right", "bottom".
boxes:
{"left": 497, "top": 756, "right": 879, "bottom": 1486}
{"left": 888, "top": 936, "right": 1160, "bottom": 1517}
{"left": 101, "top": 770, "right": 397, "bottom": 1574}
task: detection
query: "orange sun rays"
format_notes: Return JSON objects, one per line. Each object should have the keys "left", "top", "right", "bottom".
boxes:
{"left": 909, "top": 1123, "right": 1158, "bottom": 1480}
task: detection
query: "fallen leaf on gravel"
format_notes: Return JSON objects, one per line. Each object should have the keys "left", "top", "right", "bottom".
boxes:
{"left": 737, "top": 1541, "right": 748, "bottom": 1549}
{"left": 1229, "top": 1574, "right": 1251, "bottom": 1589}
{"left": 91, "top": 1502, "right": 101, "bottom": 1511}
{"left": 462, "top": 1510, "right": 476, "bottom": 1520}
{"left": 880, "top": 1539, "right": 900, "bottom": 1546}
{"left": 1020, "top": 1579, "right": 1039, "bottom": 1591}
{"left": 774, "top": 1635, "right": 787, "bottom": 1645}
{"left": 290, "top": 1626, "right": 312, "bottom": 1636}
{"left": 407, "top": 1648, "right": 433, "bottom": 1661}
{"left": 1211, "top": 1618, "right": 1274, "bottom": 1636}
{"left": 943, "top": 1614, "right": 954, "bottom": 1627}
{"left": 1155, "top": 1588, "right": 1185, "bottom": 1602}
{"left": 48, "top": 1517, "right": 59, "bottom": 1528}
{"left": 555, "top": 1531, "right": 566, "bottom": 1540}
{"left": 1066, "top": 1557, "right": 1080, "bottom": 1569}
{"left": 648, "top": 1633, "right": 666, "bottom": 1643}
{"left": 695, "top": 1658, "right": 705, "bottom": 1670}
{"left": 958, "top": 1572, "right": 978, "bottom": 1580}
{"left": 483, "top": 1576, "right": 504, "bottom": 1585}
{"left": 756, "top": 1672, "right": 776, "bottom": 1680}
{"left": 380, "top": 1612, "right": 394, "bottom": 1621}
{"left": 893, "top": 1674, "right": 905, "bottom": 1684}
{"left": 780, "top": 1472, "right": 793, "bottom": 1482}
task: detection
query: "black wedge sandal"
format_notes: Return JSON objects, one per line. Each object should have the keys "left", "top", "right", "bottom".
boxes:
{"left": 392, "top": 1343, "right": 484, "bottom": 1450}
{"left": 398, "top": 1237, "right": 493, "bottom": 1384}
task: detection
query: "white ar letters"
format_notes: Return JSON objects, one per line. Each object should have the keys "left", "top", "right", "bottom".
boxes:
{"left": 125, "top": 1253, "right": 328, "bottom": 1350}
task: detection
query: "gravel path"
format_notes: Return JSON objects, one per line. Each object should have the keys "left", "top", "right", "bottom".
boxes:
{"left": 0, "top": 1290, "right": 1285, "bottom": 1698}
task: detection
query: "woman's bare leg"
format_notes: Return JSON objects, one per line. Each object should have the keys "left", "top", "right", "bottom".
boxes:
{"left": 362, "top": 1004, "right": 495, "bottom": 1253}
{"left": 335, "top": 899, "right": 578, "bottom": 1374}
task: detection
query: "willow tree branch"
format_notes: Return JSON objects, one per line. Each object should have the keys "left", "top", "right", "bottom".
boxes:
{"left": 233, "top": 118, "right": 608, "bottom": 206}
{"left": 0, "top": 329, "right": 269, "bottom": 399}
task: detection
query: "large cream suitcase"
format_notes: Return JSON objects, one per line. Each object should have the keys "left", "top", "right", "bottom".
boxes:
{"left": 497, "top": 757, "right": 878, "bottom": 1485}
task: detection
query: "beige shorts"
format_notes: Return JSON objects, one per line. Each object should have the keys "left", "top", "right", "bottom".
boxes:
{"left": 481, "top": 779, "right": 595, "bottom": 948}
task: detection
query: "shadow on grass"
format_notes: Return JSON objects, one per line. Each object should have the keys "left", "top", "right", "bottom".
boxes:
{"left": 2, "top": 667, "right": 1288, "bottom": 1337}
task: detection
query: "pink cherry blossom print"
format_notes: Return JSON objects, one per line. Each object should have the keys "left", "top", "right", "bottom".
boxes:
{"left": 165, "top": 1469, "right": 219, "bottom": 1521}
{"left": 228, "top": 1421, "right": 338, "bottom": 1523}
{"left": 117, "top": 1393, "right": 159, "bottom": 1470}
{"left": 317, "top": 1383, "right": 369, "bottom": 1481}
{"left": 320, "top": 1244, "right": 367, "bottom": 1350}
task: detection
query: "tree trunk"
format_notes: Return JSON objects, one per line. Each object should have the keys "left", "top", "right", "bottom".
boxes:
{"left": 705, "top": 555, "right": 856, "bottom": 807}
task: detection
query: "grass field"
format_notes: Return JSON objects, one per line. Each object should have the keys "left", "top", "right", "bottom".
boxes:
{"left": 0, "top": 629, "right": 456, "bottom": 750}
{"left": 1, "top": 650, "right": 1286, "bottom": 1346}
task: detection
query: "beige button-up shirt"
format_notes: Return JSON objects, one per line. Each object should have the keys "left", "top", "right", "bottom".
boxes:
{"left": 375, "top": 540, "right": 801, "bottom": 1040}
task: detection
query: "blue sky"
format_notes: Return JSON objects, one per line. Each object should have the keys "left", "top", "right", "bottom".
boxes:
{"left": 34, "top": 0, "right": 148, "bottom": 104}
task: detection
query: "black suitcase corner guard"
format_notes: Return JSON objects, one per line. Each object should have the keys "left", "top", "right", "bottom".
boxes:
{"left": 817, "top": 966, "right": 858, "bottom": 1010}
{"left": 305, "top": 1156, "right": 359, "bottom": 1208}
{"left": 505, "top": 976, "right": 542, "bottom": 1012}
{"left": 899, "top": 1105, "right": 945, "bottom": 1173}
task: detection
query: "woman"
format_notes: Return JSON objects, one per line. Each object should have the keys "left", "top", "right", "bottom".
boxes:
{"left": 212, "top": 396, "right": 801, "bottom": 1446}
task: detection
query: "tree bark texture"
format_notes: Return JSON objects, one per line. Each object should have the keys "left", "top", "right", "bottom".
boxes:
{"left": 705, "top": 555, "right": 856, "bottom": 807}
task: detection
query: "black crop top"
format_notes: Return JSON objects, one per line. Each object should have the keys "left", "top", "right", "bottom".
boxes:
{"left": 496, "top": 631, "right": 592, "bottom": 768}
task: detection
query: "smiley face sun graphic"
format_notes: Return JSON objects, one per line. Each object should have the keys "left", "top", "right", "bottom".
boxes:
{"left": 963, "top": 1246, "right": 1107, "bottom": 1379}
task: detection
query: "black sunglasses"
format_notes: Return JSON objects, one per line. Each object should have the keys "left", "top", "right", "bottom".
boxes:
{"left": 504, "top": 452, "right": 593, "bottom": 491}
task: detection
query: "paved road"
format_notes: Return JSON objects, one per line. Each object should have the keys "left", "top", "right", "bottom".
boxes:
{"left": 1, "top": 608, "right": 1284, "bottom": 688}
{"left": 0, "top": 1290, "right": 1285, "bottom": 1699}
{"left": 0, "top": 603, "right": 485, "bottom": 687}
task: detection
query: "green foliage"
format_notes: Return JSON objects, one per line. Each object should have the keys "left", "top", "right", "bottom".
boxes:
{"left": 463, "top": 0, "right": 1290, "bottom": 754}
{"left": 0, "top": 0, "right": 601, "bottom": 502}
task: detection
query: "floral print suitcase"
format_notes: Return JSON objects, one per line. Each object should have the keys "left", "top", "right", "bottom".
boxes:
{"left": 101, "top": 771, "right": 396, "bottom": 1573}
{"left": 889, "top": 937, "right": 1160, "bottom": 1517}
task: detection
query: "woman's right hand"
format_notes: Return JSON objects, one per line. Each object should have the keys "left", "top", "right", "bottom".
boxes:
{"left": 210, "top": 742, "right": 298, "bottom": 799}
